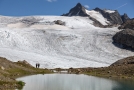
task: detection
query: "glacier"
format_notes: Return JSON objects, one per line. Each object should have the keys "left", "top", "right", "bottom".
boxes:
{"left": 0, "top": 16, "right": 133, "bottom": 69}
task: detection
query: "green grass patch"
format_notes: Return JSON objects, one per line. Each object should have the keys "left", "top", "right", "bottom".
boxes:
{"left": 16, "top": 81, "right": 25, "bottom": 89}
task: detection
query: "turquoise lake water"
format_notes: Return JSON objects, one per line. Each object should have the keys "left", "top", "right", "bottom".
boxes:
{"left": 16, "top": 74, "right": 134, "bottom": 90}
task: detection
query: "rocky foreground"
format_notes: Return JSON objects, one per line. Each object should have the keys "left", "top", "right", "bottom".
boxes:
{"left": 83, "top": 56, "right": 134, "bottom": 79}
{"left": 0, "top": 57, "right": 51, "bottom": 90}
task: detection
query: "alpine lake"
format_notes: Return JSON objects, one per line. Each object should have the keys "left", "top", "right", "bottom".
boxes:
{"left": 16, "top": 73, "right": 134, "bottom": 90}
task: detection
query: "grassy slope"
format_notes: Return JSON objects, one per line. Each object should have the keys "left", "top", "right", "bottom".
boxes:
{"left": 0, "top": 57, "right": 51, "bottom": 89}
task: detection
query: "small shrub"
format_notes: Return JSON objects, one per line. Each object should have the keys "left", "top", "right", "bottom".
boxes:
{"left": 17, "top": 81, "right": 25, "bottom": 89}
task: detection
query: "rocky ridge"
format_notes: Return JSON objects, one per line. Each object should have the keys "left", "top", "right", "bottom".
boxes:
{"left": 62, "top": 3, "right": 130, "bottom": 27}
{"left": 94, "top": 8, "right": 123, "bottom": 25}
{"left": 119, "top": 18, "right": 134, "bottom": 30}
{"left": 121, "top": 13, "right": 130, "bottom": 23}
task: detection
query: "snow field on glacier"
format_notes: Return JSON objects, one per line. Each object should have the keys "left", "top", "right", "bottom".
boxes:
{"left": 0, "top": 16, "right": 133, "bottom": 68}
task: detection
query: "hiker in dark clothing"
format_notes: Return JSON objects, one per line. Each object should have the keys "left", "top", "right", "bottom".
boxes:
{"left": 36, "top": 63, "right": 38, "bottom": 68}
{"left": 38, "top": 63, "right": 40, "bottom": 68}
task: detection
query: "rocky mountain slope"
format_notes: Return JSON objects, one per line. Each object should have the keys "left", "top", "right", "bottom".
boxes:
{"left": 113, "top": 19, "right": 134, "bottom": 49}
{"left": 62, "top": 3, "right": 130, "bottom": 27}
{"left": 118, "top": 18, "right": 134, "bottom": 29}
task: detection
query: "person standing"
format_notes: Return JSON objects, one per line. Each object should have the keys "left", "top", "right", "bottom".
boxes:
{"left": 38, "top": 63, "right": 40, "bottom": 68}
{"left": 36, "top": 63, "right": 37, "bottom": 68}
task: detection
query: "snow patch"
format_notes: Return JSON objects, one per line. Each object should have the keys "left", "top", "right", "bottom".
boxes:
{"left": 104, "top": 10, "right": 115, "bottom": 13}
{"left": 85, "top": 10, "right": 109, "bottom": 25}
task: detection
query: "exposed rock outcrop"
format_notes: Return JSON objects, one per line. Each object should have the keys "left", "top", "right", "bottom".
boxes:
{"left": 113, "top": 19, "right": 134, "bottom": 49}
{"left": 89, "top": 16, "right": 104, "bottom": 27}
{"left": 17, "top": 60, "right": 33, "bottom": 67}
{"left": 113, "top": 29, "right": 134, "bottom": 49}
{"left": 54, "top": 20, "right": 65, "bottom": 26}
{"left": 118, "top": 18, "right": 134, "bottom": 30}
{"left": 20, "top": 17, "right": 40, "bottom": 25}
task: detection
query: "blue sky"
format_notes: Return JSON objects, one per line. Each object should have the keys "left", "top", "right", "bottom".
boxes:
{"left": 0, "top": 0, "right": 133, "bottom": 18}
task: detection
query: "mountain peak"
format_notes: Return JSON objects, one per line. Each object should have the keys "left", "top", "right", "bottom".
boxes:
{"left": 76, "top": 3, "right": 82, "bottom": 8}
{"left": 62, "top": 3, "right": 88, "bottom": 16}
{"left": 121, "top": 13, "right": 130, "bottom": 22}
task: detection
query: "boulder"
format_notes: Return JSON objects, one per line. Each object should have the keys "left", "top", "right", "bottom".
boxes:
{"left": 17, "top": 60, "right": 33, "bottom": 67}
{"left": 0, "top": 66, "right": 5, "bottom": 70}
{"left": 54, "top": 20, "right": 65, "bottom": 26}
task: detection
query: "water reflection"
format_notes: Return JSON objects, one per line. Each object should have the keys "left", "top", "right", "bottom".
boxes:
{"left": 16, "top": 74, "right": 134, "bottom": 90}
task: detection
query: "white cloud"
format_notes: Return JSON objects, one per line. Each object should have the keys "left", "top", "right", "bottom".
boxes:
{"left": 84, "top": 5, "right": 90, "bottom": 9}
{"left": 47, "top": 0, "right": 57, "bottom": 2}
